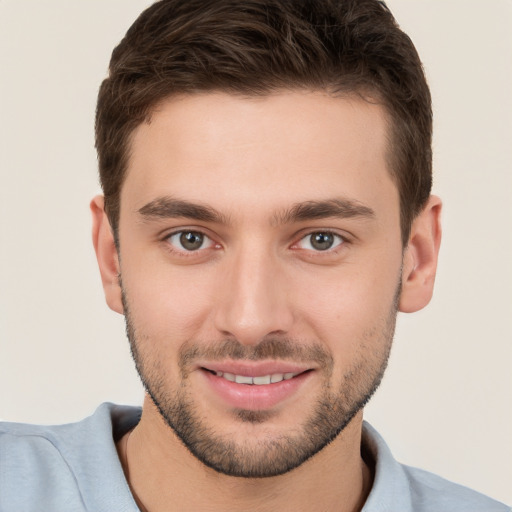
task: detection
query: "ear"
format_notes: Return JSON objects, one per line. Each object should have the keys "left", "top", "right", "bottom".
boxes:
{"left": 399, "top": 195, "right": 442, "bottom": 313}
{"left": 90, "top": 195, "right": 123, "bottom": 314}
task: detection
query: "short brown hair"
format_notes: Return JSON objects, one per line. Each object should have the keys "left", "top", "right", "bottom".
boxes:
{"left": 96, "top": 0, "right": 432, "bottom": 244}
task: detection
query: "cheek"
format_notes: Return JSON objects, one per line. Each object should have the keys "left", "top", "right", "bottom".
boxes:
{"left": 289, "top": 260, "right": 401, "bottom": 348}
{"left": 120, "top": 257, "right": 217, "bottom": 342}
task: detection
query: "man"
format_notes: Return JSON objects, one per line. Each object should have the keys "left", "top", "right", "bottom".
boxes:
{"left": 0, "top": 1, "right": 509, "bottom": 511}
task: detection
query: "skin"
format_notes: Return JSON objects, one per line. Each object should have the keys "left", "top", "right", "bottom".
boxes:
{"left": 92, "top": 90, "right": 441, "bottom": 511}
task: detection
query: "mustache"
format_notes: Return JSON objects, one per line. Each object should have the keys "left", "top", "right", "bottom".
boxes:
{"left": 178, "top": 337, "right": 334, "bottom": 370}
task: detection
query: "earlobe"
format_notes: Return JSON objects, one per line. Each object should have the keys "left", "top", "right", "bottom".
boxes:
{"left": 90, "top": 195, "right": 124, "bottom": 314}
{"left": 399, "top": 195, "right": 442, "bottom": 313}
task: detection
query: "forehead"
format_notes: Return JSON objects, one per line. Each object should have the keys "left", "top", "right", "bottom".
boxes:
{"left": 121, "top": 90, "right": 397, "bottom": 222}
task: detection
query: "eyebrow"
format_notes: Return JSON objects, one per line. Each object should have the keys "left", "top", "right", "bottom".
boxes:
{"left": 137, "top": 196, "right": 375, "bottom": 225}
{"left": 137, "top": 196, "right": 229, "bottom": 224}
{"left": 272, "top": 198, "right": 375, "bottom": 225}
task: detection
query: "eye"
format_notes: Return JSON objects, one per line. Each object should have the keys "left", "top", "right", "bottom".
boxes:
{"left": 296, "top": 231, "right": 344, "bottom": 251}
{"left": 167, "top": 230, "right": 215, "bottom": 252}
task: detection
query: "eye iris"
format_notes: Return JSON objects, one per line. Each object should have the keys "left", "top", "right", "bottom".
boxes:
{"left": 180, "top": 231, "right": 204, "bottom": 250}
{"left": 310, "top": 232, "right": 334, "bottom": 251}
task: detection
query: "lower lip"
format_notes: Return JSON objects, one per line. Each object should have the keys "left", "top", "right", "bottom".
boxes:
{"left": 201, "top": 370, "right": 313, "bottom": 411}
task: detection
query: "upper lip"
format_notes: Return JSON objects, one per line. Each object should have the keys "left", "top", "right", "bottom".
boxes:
{"left": 197, "top": 360, "right": 314, "bottom": 377}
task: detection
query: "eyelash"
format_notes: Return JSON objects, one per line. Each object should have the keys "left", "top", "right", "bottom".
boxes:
{"left": 163, "top": 230, "right": 219, "bottom": 257}
{"left": 292, "top": 231, "right": 345, "bottom": 252}
{"left": 161, "top": 229, "right": 349, "bottom": 259}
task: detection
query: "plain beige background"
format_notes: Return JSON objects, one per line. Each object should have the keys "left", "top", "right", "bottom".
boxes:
{"left": 0, "top": 0, "right": 511, "bottom": 505}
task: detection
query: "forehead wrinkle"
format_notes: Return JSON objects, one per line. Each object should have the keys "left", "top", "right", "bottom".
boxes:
{"left": 137, "top": 196, "right": 231, "bottom": 224}
{"left": 271, "top": 198, "right": 375, "bottom": 226}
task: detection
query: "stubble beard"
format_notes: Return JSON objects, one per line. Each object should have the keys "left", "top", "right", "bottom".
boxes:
{"left": 121, "top": 288, "right": 398, "bottom": 478}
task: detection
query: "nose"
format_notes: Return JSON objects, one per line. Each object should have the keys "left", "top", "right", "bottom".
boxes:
{"left": 213, "top": 245, "right": 294, "bottom": 346}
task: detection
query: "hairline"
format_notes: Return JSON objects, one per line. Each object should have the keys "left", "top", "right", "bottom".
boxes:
{"left": 109, "top": 85, "right": 414, "bottom": 246}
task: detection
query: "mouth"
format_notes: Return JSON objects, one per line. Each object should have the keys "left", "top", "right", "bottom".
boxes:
{"left": 198, "top": 362, "right": 315, "bottom": 411}
{"left": 202, "top": 368, "right": 308, "bottom": 385}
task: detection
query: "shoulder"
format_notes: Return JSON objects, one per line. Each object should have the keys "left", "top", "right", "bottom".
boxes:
{"left": 1, "top": 420, "right": 83, "bottom": 510}
{"left": 0, "top": 402, "right": 140, "bottom": 460}
{"left": 361, "top": 421, "right": 510, "bottom": 512}
{"left": 401, "top": 463, "right": 510, "bottom": 512}
{"left": 0, "top": 403, "right": 141, "bottom": 512}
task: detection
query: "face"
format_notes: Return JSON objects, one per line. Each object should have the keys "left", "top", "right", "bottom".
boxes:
{"left": 115, "top": 91, "right": 404, "bottom": 477}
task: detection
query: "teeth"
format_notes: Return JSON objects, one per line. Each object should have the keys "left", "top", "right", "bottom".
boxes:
{"left": 213, "top": 370, "right": 299, "bottom": 385}
{"left": 253, "top": 375, "right": 271, "bottom": 385}
{"left": 235, "top": 375, "right": 253, "bottom": 384}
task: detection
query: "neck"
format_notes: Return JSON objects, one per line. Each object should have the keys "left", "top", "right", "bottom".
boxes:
{"left": 117, "top": 398, "right": 372, "bottom": 512}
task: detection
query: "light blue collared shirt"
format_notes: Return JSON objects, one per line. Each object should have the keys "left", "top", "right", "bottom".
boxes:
{"left": 0, "top": 403, "right": 509, "bottom": 511}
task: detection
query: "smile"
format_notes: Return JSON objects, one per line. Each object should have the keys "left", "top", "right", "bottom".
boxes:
{"left": 200, "top": 366, "right": 313, "bottom": 410}
{"left": 212, "top": 371, "right": 301, "bottom": 385}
